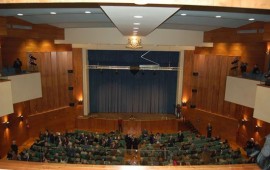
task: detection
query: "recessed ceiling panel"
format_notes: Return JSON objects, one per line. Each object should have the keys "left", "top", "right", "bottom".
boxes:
{"left": 101, "top": 6, "right": 179, "bottom": 36}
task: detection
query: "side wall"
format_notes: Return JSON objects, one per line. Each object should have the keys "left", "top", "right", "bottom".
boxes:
{"left": 0, "top": 38, "right": 83, "bottom": 157}
{"left": 182, "top": 42, "right": 270, "bottom": 146}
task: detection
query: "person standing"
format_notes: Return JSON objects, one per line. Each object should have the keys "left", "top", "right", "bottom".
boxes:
{"left": 207, "top": 123, "right": 212, "bottom": 138}
{"left": 118, "top": 117, "right": 123, "bottom": 133}
{"left": 13, "top": 58, "right": 22, "bottom": 74}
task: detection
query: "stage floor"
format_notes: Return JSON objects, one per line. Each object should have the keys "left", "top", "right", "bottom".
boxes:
{"left": 89, "top": 113, "right": 177, "bottom": 120}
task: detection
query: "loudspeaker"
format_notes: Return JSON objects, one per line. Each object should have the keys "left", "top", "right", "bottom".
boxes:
{"left": 68, "top": 86, "right": 74, "bottom": 90}
{"left": 68, "top": 70, "right": 74, "bottom": 73}
{"left": 193, "top": 72, "right": 199, "bottom": 76}
{"left": 69, "top": 102, "right": 75, "bottom": 107}
{"left": 192, "top": 89, "right": 197, "bottom": 93}
{"left": 130, "top": 66, "right": 140, "bottom": 75}
{"left": 190, "top": 104, "right": 196, "bottom": 108}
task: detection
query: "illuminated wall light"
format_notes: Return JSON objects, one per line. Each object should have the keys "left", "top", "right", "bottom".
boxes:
{"left": 181, "top": 13, "right": 187, "bottom": 16}
{"left": 85, "top": 11, "right": 91, "bottom": 14}
{"left": 78, "top": 100, "right": 83, "bottom": 105}
{"left": 249, "top": 18, "right": 255, "bottom": 21}
{"left": 133, "top": 23, "right": 140, "bottom": 25}
{"left": 50, "top": 12, "right": 57, "bottom": 15}
{"left": 18, "top": 115, "right": 24, "bottom": 121}
{"left": 266, "top": 48, "right": 270, "bottom": 55}
{"left": 3, "top": 121, "right": 10, "bottom": 128}
{"left": 255, "top": 125, "right": 262, "bottom": 132}
{"left": 241, "top": 118, "right": 248, "bottom": 125}
{"left": 17, "top": 13, "right": 23, "bottom": 16}
{"left": 215, "top": 15, "right": 221, "bottom": 18}
{"left": 182, "top": 98, "right": 188, "bottom": 106}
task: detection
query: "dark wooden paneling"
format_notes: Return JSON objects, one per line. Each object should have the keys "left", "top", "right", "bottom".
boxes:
{"left": 72, "top": 48, "right": 83, "bottom": 104}
{"left": 28, "top": 107, "right": 81, "bottom": 137}
{"left": 183, "top": 108, "right": 239, "bottom": 142}
{"left": 76, "top": 117, "right": 178, "bottom": 135}
{"left": 182, "top": 51, "right": 193, "bottom": 104}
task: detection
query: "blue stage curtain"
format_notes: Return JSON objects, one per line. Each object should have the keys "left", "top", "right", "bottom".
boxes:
{"left": 88, "top": 50, "right": 179, "bottom": 114}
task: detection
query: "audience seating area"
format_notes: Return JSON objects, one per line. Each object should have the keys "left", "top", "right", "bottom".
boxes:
{"left": 13, "top": 129, "right": 247, "bottom": 166}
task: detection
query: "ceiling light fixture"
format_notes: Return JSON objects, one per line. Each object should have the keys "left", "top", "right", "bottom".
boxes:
{"left": 133, "top": 27, "right": 139, "bottom": 30}
{"left": 134, "top": 0, "right": 148, "bottom": 5}
{"left": 133, "top": 23, "right": 140, "bottom": 25}
{"left": 85, "top": 11, "right": 91, "bottom": 14}
{"left": 249, "top": 18, "right": 255, "bottom": 21}
{"left": 181, "top": 13, "right": 187, "bottom": 16}
{"left": 126, "top": 36, "right": 142, "bottom": 49}
{"left": 216, "top": 15, "right": 221, "bottom": 18}
{"left": 17, "top": 13, "right": 23, "bottom": 16}
{"left": 50, "top": 12, "right": 57, "bottom": 15}
{"left": 134, "top": 15, "right": 143, "bottom": 19}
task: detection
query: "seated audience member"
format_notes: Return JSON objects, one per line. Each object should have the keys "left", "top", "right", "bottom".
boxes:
{"left": 142, "top": 129, "right": 148, "bottom": 138}
{"left": 167, "top": 135, "right": 175, "bottom": 147}
{"left": 206, "top": 123, "right": 212, "bottom": 138}
{"left": 11, "top": 140, "right": 18, "bottom": 155}
{"left": 252, "top": 64, "right": 260, "bottom": 74}
{"left": 132, "top": 137, "right": 140, "bottom": 150}
{"left": 240, "top": 62, "right": 248, "bottom": 74}
{"left": 149, "top": 133, "right": 155, "bottom": 144}
{"left": 155, "top": 133, "right": 161, "bottom": 143}
{"left": 248, "top": 142, "right": 261, "bottom": 163}
{"left": 245, "top": 138, "right": 255, "bottom": 157}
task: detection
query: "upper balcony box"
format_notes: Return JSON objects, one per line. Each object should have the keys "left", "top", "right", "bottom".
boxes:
{"left": 0, "top": 80, "right": 14, "bottom": 116}
{"left": 2, "top": 72, "right": 42, "bottom": 104}
{"left": 225, "top": 76, "right": 259, "bottom": 108}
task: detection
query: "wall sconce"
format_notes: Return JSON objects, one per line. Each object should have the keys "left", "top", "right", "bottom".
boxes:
{"left": 255, "top": 125, "right": 262, "bottom": 132}
{"left": 241, "top": 118, "right": 248, "bottom": 125}
{"left": 78, "top": 100, "right": 83, "bottom": 105}
{"left": 18, "top": 115, "right": 24, "bottom": 121}
{"left": 182, "top": 101, "right": 187, "bottom": 106}
{"left": 266, "top": 48, "right": 270, "bottom": 55}
{"left": 3, "top": 121, "right": 10, "bottom": 128}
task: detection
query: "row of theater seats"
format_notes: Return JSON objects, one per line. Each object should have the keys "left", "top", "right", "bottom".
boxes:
{"left": 140, "top": 131, "right": 246, "bottom": 165}
{"left": 16, "top": 130, "right": 247, "bottom": 166}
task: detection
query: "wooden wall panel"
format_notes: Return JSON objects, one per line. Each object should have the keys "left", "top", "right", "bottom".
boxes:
{"left": 183, "top": 108, "right": 238, "bottom": 142}
{"left": 28, "top": 106, "right": 82, "bottom": 138}
{"left": 76, "top": 117, "right": 179, "bottom": 135}
{"left": 50, "top": 52, "right": 60, "bottom": 108}
{"left": 72, "top": 48, "right": 83, "bottom": 103}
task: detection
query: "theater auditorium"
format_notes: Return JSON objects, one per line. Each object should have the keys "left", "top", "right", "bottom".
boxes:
{"left": 0, "top": 0, "right": 270, "bottom": 169}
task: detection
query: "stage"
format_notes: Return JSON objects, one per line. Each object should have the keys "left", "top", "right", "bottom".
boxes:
{"left": 88, "top": 113, "right": 177, "bottom": 120}
{"left": 76, "top": 113, "right": 180, "bottom": 135}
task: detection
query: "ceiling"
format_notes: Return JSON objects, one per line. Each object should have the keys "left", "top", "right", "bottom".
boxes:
{"left": 0, "top": 5, "right": 270, "bottom": 36}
